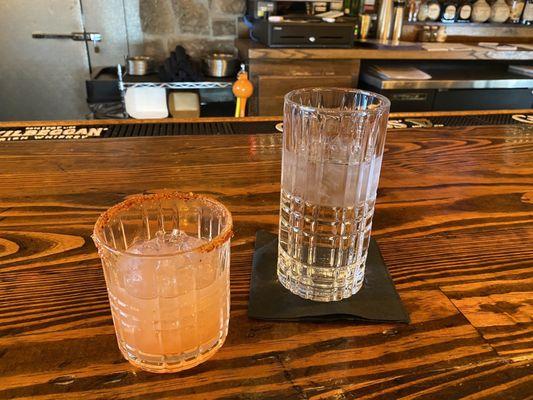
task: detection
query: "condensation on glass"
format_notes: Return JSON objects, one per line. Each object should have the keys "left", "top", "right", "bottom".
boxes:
{"left": 92, "top": 192, "right": 232, "bottom": 373}
{"left": 278, "top": 88, "right": 390, "bottom": 302}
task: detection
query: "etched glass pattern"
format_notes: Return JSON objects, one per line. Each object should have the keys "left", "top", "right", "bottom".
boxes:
{"left": 278, "top": 88, "right": 390, "bottom": 302}
{"left": 93, "top": 193, "right": 231, "bottom": 373}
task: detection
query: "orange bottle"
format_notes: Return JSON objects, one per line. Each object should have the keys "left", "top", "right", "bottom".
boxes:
{"left": 232, "top": 65, "right": 254, "bottom": 118}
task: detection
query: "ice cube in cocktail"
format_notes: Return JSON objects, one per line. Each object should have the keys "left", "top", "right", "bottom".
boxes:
{"left": 278, "top": 88, "right": 390, "bottom": 302}
{"left": 107, "top": 231, "right": 229, "bottom": 366}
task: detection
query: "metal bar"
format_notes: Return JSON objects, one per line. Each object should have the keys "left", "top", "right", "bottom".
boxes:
{"left": 361, "top": 73, "right": 533, "bottom": 90}
{"left": 121, "top": 82, "right": 232, "bottom": 89}
{"left": 32, "top": 33, "right": 74, "bottom": 39}
{"left": 77, "top": 0, "right": 92, "bottom": 74}
{"left": 31, "top": 32, "right": 101, "bottom": 41}
{"left": 117, "top": 64, "right": 128, "bottom": 118}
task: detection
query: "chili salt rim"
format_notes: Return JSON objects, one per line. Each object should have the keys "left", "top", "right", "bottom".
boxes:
{"left": 93, "top": 191, "right": 233, "bottom": 258}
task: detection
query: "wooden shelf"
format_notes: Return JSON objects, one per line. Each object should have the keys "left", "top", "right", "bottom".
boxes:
{"left": 404, "top": 21, "right": 533, "bottom": 28}
{"left": 401, "top": 21, "right": 533, "bottom": 42}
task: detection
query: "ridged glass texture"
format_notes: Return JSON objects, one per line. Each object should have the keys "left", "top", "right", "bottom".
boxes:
{"left": 278, "top": 88, "right": 390, "bottom": 302}
{"left": 93, "top": 194, "right": 231, "bottom": 373}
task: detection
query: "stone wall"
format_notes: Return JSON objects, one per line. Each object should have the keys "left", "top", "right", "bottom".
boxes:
{"left": 128, "top": 0, "right": 245, "bottom": 60}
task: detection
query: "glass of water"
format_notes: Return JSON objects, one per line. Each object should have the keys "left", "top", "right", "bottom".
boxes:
{"left": 278, "top": 88, "right": 390, "bottom": 302}
{"left": 92, "top": 192, "right": 232, "bottom": 373}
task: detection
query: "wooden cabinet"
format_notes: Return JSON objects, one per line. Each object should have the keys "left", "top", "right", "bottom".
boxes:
{"left": 247, "top": 59, "right": 360, "bottom": 116}
{"left": 257, "top": 74, "right": 356, "bottom": 116}
{"left": 236, "top": 38, "right": 533, "bottom": 116}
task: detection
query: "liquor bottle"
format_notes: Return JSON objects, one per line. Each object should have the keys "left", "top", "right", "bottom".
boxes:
{"left": 350, "top": 0, "right": 365, "bottom": 15}
{"left": 364, "top": 0, "right": 378, "bottom": 13}
{"left": 430, "top": 25, "right": 439, "bottom": 40}
{"left": 344, "top": 0, "right": 352, "bottom": 14}
{"left": 314, "top": 2, "right": 329, "bottom": 13}
{"left": 377, "top": 0, "right": 394, "bottom": 39}
{"left": 471, "top": 0, "right": 491, "bottom": 21}
{"left": 408, "top": 0, "right": 416, "bottom": 20}
{"left": 426, "top": 0, "right": 442, "bottom": 20}
{"left": 490, "top": 0, "right": 510, "bottom": 22}
{"left": 408, "top": 0, "right": 421, "bottom": 20}
{"left": 436, "top": 25, "right": 448, "bottom": 41}
{"left": 418, "top": 0, "right": 430, "bottom": 20}
{"left": 441, "top": 0, "right": 458, "bottom": 21}
{"left": 457, "top": 0, "right": 473, "bottom": 21}
{"left": 392, "top": 0, "right": 406, "bottom": 41}
{"left": 418, "top": 25, "right": 431, "bottom": 40}
{"left": 508, "top": 0, "right": 525, "bottom": 22}
{"left": 522, "top": 0, "right": 533, "bottom": 23}
{"left": 330, "top": 1, "right": 344, "bottom": 11}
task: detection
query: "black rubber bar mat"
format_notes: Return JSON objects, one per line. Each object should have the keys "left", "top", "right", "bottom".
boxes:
{"left": 0, "top": 113, "right": 530, "bottom": 141}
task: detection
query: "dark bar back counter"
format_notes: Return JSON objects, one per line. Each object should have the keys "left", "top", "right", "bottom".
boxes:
{"left": 236, "top": 39, "right": 533, "bottom": 115}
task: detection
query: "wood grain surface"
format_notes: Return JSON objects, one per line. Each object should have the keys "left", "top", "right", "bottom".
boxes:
{"left": 0, "top": 124, "right": 532, "bottom": 399}
{"left": 400, "top": 22, "right": 533, "bottom": 44}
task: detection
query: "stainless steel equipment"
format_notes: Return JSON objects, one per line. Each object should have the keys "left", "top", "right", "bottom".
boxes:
{"left": 0, "top": 0, "right": 91, "bottom": 121}
{"left": 202, "top": 53, "right": 239, "bottom": 78}
{"left": 32, "top": 31, "right": 102, "bottom": 47}
{"left": 359, "top": 14, "right": 371, "bottom": 39}
{"left": 377, "top": 0, "right": 394, "bottom": 41}
{"left": 126, "top": 56, "right": 154, "bottom": 76}
{"left": 391, "top": 0, "right": 406, "bottom": 42}
{"left": 1, "top": 0, "right": 129, "bottom": 121}
{"left": 361, "top": 73, "right": 533, "bottom": 90}
{"left": 360, "top": 63, "right": 533, "bottom": 111}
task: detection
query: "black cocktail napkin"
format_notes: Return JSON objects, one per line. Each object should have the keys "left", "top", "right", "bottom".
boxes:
{"left": 248, "top": 230, "right": 410, "bottom": 323}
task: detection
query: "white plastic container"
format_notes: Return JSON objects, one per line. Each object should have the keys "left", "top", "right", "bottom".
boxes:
{"left": 125, "top": 87, "right": 168, "bottom": 119}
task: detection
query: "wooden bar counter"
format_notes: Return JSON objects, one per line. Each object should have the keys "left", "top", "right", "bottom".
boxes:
{"left": 0, "top": 115, "right": 532, "bottom": 399}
